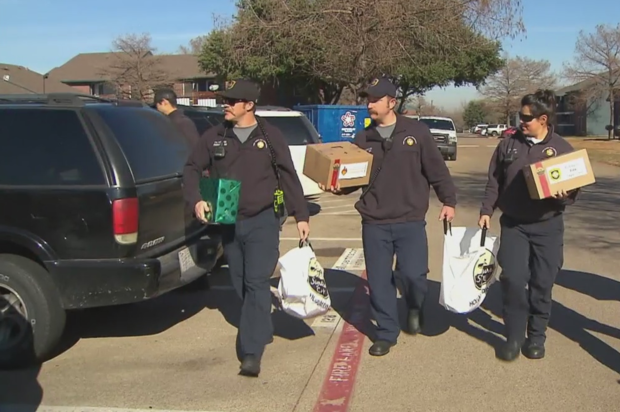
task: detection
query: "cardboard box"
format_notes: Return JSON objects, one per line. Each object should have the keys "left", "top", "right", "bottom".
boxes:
{"left": 303, "top": 142, "right": 373, "bottom": 188}
{"left": 523, "top": 149, "right": 595, "bottom": 199}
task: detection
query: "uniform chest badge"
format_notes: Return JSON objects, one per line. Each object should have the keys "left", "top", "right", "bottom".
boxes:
{"left": 543, "top": 147, "right": 556, "bottom": 157}
{"left": 403, "top": 136, "right": 417, "bottom": 146}
{"left": 254, "top": 139, "right": 266, "bottom": 149}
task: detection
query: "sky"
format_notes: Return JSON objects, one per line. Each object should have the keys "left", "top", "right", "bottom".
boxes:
{"left": 0, "top": 0, "right": 618, "bottom": 109}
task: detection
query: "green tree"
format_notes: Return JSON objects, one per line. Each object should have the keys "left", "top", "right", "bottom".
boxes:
{"left": 463, "top": 100, "right": 488, "bottom": 127}
{"left": 197, "top": 0, "right": 523, "bottom": 104}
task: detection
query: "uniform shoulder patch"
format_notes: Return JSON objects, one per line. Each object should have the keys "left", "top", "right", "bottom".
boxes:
{"left": 402, "top": 136, "right": 417, "bottom": 146}
{"left": 543, "top": 146, "right": 557, "bottom": 157}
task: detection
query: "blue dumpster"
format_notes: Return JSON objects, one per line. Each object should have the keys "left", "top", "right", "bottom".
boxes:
{"left": 294, "top": 105, "right": 371, "bottom": 143}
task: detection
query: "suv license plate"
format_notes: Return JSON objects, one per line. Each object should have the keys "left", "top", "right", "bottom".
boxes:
{"left": 179, "top": 247, "right": 197, "bottom": 274}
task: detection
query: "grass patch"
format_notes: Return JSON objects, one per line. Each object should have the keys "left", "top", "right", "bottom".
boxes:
{"left": 565, "top": 137, "right": 620, "bottom": 167}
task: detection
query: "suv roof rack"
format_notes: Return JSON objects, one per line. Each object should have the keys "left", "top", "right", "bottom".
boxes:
{"left": 0, "top": 93, "right": 146, "bottom": 107}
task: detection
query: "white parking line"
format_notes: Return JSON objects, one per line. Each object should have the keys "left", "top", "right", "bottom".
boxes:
{"left": 332, "top": 248, "right": 365, "bottom": 271}
{"left": 311, "top": 198, "right": 353, "bottom": 205}
{"left": 315, "top": 210, "right": 359, "bottom": 216}
{"left": 319, "top": 204, "right": 356, "bottom": 210}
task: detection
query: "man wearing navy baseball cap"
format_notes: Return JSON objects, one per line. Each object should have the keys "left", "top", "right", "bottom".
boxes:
{"left": 358, "top": 77, "right": 398, "bottom": 100}
{"left": 183, "top": 78, "right": 310, "bottom": 377}
{"left": 320, "top": 76, "right": 457, "bottom": 356}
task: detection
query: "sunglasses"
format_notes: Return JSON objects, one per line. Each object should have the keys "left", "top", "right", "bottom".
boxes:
{"left": 519, "top": 112, "right": 537, "bottom": 123}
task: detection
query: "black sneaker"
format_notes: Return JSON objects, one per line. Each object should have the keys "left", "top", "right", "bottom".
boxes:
{"left": 522, "top": 340, "right": 545, "bottom": 359}
{"left": 496, "top": 340, "right": 520, "bottom": 362}
{"left": 239, "top": 355, "right": 261, "bottom": 377}
{"left": 368, "top": 340, "right": 396, "bottom": 356}
{"left": 405, "top": 308, "right": 424, "bottom": 335}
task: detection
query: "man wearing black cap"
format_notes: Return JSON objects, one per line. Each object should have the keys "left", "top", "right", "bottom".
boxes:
{"left": 153, "top": 88, "right": 200, "bottom": 148}
{"left": 320, "top": 76, "right": 457, "bottom": 356}
{"left": 183, "top": 79, "right": 310, "bottom": 377}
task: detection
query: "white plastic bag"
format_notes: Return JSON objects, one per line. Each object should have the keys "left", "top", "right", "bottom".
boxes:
{"left": 439, "top": 224, "right": 500, "bottom": 314}
{"left": 277, "top": 241, "right": 331, "bottom": 319}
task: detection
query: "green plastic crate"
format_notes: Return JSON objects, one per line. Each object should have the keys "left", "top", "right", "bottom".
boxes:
{"left": 199, "top": 177, "right": 241, "bottom": 224}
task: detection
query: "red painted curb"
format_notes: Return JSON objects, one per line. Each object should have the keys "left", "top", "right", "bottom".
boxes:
{"left": 314, "top": 271, "right": 369, "bottom": 412}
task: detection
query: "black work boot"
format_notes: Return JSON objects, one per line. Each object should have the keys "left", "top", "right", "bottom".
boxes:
{"left": 405, "top": 308, "right": 424, "bottom": 335}
{"left": 496, "top": 340, "right": 521, "bottom": 362}
{"left": 239, "top": 355, "right": 261, "bottom": 377}
{"left": 368, "top": 340, "right": 395, "bottom": 356}
{"left": 522, "top": 340, "right": 545, "bottom": 359}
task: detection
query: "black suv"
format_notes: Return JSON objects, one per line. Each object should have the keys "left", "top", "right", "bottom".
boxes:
{"left": 0, "top": 94, "right": 222, "bottom": 368}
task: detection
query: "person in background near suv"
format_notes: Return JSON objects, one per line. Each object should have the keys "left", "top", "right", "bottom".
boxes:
{"left": 479, "top": 89, "right": 578, "bottom": 362}
{"left": 183, "top": 79, "right": 310, "bottom": 377}
{"left": 321, "top": 77, "right": 457, "bottom": 357}
{"left": 154, "top": 88, "right": 200, "bottom": 148}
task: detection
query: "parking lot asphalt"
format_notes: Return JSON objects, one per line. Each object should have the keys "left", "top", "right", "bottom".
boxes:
{"left": 2, "top": 137, "right": 620, "bottom": 412}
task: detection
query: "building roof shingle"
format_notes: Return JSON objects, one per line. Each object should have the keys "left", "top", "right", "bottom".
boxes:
{"left": 47, "top": 52, "right": 215, "bottom": 84}
{"left": 0, "top": 64, "right": 78, "bottom": 94}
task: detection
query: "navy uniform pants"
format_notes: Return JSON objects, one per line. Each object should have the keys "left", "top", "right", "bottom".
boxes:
{"left": 362, "top": 221, "right": 429, "bottom": 343}
{"left": 221, "top": 208, "right": 280, "bottom": 359}
{"left": 498, "top": 213, "right": 564, "bottom": 345}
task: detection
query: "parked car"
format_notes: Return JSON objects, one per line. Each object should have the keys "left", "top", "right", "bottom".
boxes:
{"left": 501, "top": 126, "right": 518, "bottom": 139}
{"left": 473, "top": 124, "right": 488, "bottom": 134}
{"left": 417, "top": 116, "right": 458, "bottom": 161}
{"left": 179, "top": 105, "right": 324, "bottom": 196}
{"left": 485, "top": 124, "right": 508, "bottom": 137}
{"left": 0, "top": 93, "right": 223, "bottom": 369}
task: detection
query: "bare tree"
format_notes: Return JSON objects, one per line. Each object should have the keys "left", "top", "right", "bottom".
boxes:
{"left": 178, "top": 35, "right": 208, "bottom": 55}
{"left": 101, "top": 33, "right": 173, "bottom": 101}
{"left": 479, "top": 55, "right": 557, "bottom": 124}
{"left": 563, "top": 24, "right": 620, "bottom": 139}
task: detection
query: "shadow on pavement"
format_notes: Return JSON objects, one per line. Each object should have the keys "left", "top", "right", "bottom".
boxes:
{"left": 55, "top": 264, "right": 365, "bottom": 363}
{"left": 0, "top": 295, "right": 42, "bottom": 410}
{"left": 323, "top": 269, "right": 374, "bottom": 339}
{"left": 452, "top": 173, "right": 620, "bottom": 251}
{"left": 307, "top": 201, "right": 321, "bottom": 217}
{"left": 443, "top": 270, "right": 620, "bottom": 376}
{"left": 205, "top": 267, "right": 316, "bottom": 342}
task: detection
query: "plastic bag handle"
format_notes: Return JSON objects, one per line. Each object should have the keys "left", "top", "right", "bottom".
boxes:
{"left": 480, "top": 225, "right": 487, "bottom": 248}
{"left": 299, "top": 239, "right": 313, "bottom": 250}
{"left": 443, "top": 219, "right": 452, "bottom": 235}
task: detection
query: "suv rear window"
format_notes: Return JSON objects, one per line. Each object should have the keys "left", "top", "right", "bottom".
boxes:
{"left": 261, "top": 116, "right": 320, "bottom": 145}
{"left": 182, "top": 109, "right": 224, "bottom": 135}
{"left": 0, "top": 108, "right": 105, "bottom": 186}
{"left": 92, "top": 106, "right": 189, "bottom": 183}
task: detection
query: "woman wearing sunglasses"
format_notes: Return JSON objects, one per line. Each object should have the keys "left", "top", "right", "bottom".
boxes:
{"left": 478, "top": 89, "right": 579, "bottom": 362}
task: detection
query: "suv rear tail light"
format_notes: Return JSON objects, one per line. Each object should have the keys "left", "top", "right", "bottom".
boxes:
{"left": 112, "top": 198, "right": 139, "bottom": 244}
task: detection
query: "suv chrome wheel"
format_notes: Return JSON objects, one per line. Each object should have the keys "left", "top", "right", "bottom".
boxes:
{"left": 0, "top": 284, "right": 29, "bottom": 352}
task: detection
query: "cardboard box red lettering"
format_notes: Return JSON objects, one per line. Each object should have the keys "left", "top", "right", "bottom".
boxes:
{"left": 303, "top": 142, "right": 373, "bottom": 188}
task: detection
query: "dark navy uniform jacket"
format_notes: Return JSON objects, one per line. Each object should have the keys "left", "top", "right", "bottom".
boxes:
{"left": 352, "top": 115, "right": 457, "bottom": 224}
{"left": 183, "top": 118, "right": 309, "bottom": 223}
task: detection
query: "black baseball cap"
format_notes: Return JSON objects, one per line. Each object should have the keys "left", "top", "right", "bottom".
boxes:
{"left": 218, "top": 79, "right": 260, "bottom": 101}
{"left": 153, "top": 88, "right": 177, "bottom": 103}
{"left": 359, "top": 77, "right": 397, "bottom": 98}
